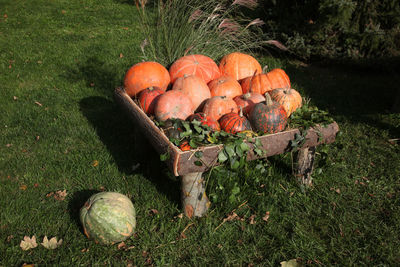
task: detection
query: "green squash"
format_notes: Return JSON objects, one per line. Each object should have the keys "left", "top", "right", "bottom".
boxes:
{"left": 80, "top": 192, "right": 136, "bottom": 245}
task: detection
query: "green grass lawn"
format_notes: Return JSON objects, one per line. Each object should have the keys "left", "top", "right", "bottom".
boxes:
{"left": 1, "top": 0, "right": 400, "bottom": 265}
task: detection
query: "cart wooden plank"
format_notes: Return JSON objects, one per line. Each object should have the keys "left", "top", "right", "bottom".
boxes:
{"left": 114, "top": 87, "right": 339, "bottom": 176}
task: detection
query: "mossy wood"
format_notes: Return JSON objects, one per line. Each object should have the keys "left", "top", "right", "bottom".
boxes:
{"left": 114, "top": 87, "right": 339, "bottom": 177}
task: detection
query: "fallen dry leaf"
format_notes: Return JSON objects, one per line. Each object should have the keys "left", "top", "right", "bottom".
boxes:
{"left": 117, "top": 242, "right": 126, "bottom": 250}
{"left": 20, "top": 235, "right": 38, "bottom": 251}
{"left": 34, "top": 101, "right": 42, "bottom": 106}
{"left": 119, "top": 53, "right": 124, "bottom": 58}
{"left": 22, "top": 264, "right": 35, "bottom": 267}
{"left": 19, "top": 184, "right": 27, "bottom": 190}
{"left": 13, "top": 96, "right": 18, "bottom": 100}
{"left": 92, "top": 160, "right": 99, "bottom": 167}
{"left": 149, "top": 209, "right": 159, "bottom": 215}
{"left": 249, "top": 214, "right": 256, "bottom": 225}
{"left": 54, "top": 189, "right": 67, "bottom": 201}
{"left": 6, "top": 143, "right": 12, "bottom": 147}
{"left": 41, "top": 236, "right": 62, "bottom": 249}
{"left": 262, "top": 211, "right": 270, "bottom": 222}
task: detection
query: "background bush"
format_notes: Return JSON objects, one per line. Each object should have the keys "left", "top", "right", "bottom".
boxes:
{"left": 261, "top": 0, "right": 400, "bottom": 60}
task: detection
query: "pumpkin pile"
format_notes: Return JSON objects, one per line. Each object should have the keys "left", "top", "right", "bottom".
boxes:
{"left": 124, "top": 52, "right": 303, "bottom": 151}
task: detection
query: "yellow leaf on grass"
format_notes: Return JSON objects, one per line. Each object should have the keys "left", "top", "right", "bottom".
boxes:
{"left": 92, "top": 160, "right": 99, "bottom": 167}
{"left": 280, "top": 259, "right": 303, "bottom": 267}
{"left": 20, "top": 236, "right": 38, "bottom": 250}
{"left": 41, "top": 236, "right": 63, "bottom": 249}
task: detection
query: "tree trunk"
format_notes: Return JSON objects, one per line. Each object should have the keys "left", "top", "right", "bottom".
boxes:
{"left": 181, "top": 172, "right": 210, "bottom": 218}
{"left": 294, "top": 147, "right": 316, "bottom": 187}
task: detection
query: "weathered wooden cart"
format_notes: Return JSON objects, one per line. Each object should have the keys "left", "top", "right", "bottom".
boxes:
{"left": 114, "top": 87, "right": 339, "bottom": 218}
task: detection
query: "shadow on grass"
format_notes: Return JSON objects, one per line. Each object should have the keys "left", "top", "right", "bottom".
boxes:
{"left": 64, "top": 55, "right": 180, "bottom": 206}
{"left": 68, "top": 189, "right": 100, "bottom": 231}
{"left": 79, "top": 96, "right": 181, "bottom": 205}
{"left": 285, "top": 59, "right": 400, "bottom": 138}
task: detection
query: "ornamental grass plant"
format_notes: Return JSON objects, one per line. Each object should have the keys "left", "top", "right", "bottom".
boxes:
{"left": 135, "top": 0, "right": 268, "bottom": 66}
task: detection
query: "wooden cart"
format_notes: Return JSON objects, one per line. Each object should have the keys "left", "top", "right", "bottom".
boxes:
{"left": 114, "top": 87, "right": 339, "bottom": 218}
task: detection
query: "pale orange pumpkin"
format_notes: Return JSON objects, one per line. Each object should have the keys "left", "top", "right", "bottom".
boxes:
{"left": 169, "top": 54, "right": 221, "bottom": 84}
{"left": 208, "top": 75, "right": 242, "bottom": 99}
{"left": 268, "top": 88, "right": 302, "bottom": 117}
{"left": 202, "top": 96, "right": 238, "bottom": 121}
{"left": 172, "top": 74, "right": 211, "bottom": 111}
{"left": 124, "top": 61, "right": 170, "bottom": 97}
{"left": 219, "top": 52, "right": 262, "bottom": 81}
{"left": 154, "top": 90, "right": 194, "bottom": 121}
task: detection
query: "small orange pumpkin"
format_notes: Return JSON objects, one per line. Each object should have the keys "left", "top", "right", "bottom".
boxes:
{"left": 169, "top": 54, "right": 221, "bottom": 84}
{"left": 154, "top": 90, "right": 194, "bottom": 121}
{"left": 124, "top": 61, "right": 170, "bottom": 97}
{"left": 172, "top": 74, "right": 211, "bottom": 111}
{"left": 208, "top": 75, "right": 243, "bottom": 99}
{"left": 219, "top": 52, "right": 262, "bottom": 81}
{"left": 138, "top": 86, "right": 164, "bottom": 115}
{"left": 219, "top": 108, "right": 252, "bottom": 134}
{"left": 233, "top": 92, "right": 265, "bottom": 116}
{"left": 268, "top": 88, "right": 302, "bottom": 117}
{"left": 202, "top": 96, "right": 238, "bottom": 121}
{"left": 241, "top": 68, "right": 291, "bottom": 95}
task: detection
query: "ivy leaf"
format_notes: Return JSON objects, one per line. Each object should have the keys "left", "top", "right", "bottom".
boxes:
{"left": 194, "top": 160, "right": 202, "bottom": 166}
{"left": 218, "top": 150, "right": 228, "bottom": 163}
{"left": 224, "top": 144, "right": 235, "bottom": 158}
{"left": 160, "top": 153, "right": 169, "bottom": 161}
{"left": 41, "top": 236, "right": 63, "bottom": 249}
{"left": 20, "top": 236, "right": 38, "bottom": 251}
{"left": 194, "top": 151, "right": 203, "bottom": 158}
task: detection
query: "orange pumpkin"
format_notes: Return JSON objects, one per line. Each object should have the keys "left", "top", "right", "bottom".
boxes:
{"left": 219, "top": 108, "right": 252, "bottom": 134}
{"left": 202, "top": 96, "right": 238, "bottom": 121}
{"left": 268, "top": 88, "right": 302, "bottom": 117}
{"left": 219, "top": 52, "right": 262, "bottom": 81}
{"left": 267, "top": 68, "right": 291, "bottom": 90}
{"left": 172, "top": 74, "right": 211, "bottom": 112}
{"left": 169, "top": 54, "right": 221, "bottom": 84}
{"left": 233, "top": 92, "right": 265, "bottom": 116}
{"left": 154, "top": 90, "right": 194, "bottom": 121}
{"left": 138, "top": 86, "right": 164, "bottom": 115}
{"left": 241, "top": 68, "right": 291, "bottom": 95}
{"left": 208, "top": 75, "right": 242, "bottom": 99}
{"left": 124, "top": 61, "right": 170, "bottom": 97}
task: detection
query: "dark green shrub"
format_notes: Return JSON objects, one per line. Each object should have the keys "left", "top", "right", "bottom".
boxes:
{"left": 262, "top": 0, "right": 400, "bottom": 59}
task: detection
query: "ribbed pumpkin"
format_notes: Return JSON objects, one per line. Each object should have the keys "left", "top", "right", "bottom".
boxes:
{"left": 269, "top": 88, "right": 302, "bottom": 117}
{"left": 248, "top": 93, "right": 287, "bottom": 134}
{"left": 154, "top": 90, "right": 194, "bottom": 121}
{"left": 202, "top": 96, "right": 238, "bottom": 121}
{"left": 219, "top": 52, "right": 262, "bottom": 81}
{"left": 172, "top": 74, "right": 211, "bottom": 112}
{"left": 169, "top": 54, "right": 221, "bottom": 84}
{"left": 138, "top": 86, "right": 164, "bottom": 115}
{"left": 80, "top": 192, "right": 136, "bottom": 245}
{"left": 187, "top": 112, "right": 221, "bottom": 131}
{"left": 267, "top": 68, "right": 291, "bottom": 90}
{"left": 124, "top": 61, "right": 170, "bottom": 97}
{"left": 241, "top": 68, "right": 291, "bottom": 95}
{"left": 219, "top": 108, "right": 252, "bottom": 134}
{"left": 233, "top": 92, "right": 265, "bottom": 116}
{"left": 208, "top": 75, "right": 243, "bottom": 99}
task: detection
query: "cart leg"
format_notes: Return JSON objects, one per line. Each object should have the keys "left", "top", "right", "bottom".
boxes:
{"left": 181, "top": 172, "right": 210, "bottom": 218}
{"left": 294, "top": 146, "right": 316, "bottom": 187}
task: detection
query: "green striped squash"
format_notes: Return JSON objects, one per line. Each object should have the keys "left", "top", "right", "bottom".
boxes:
{"left": 80, "top": 192, "right": 136, "bottom": 245}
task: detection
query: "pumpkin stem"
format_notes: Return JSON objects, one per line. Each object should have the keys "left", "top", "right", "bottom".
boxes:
{"left": 243, "top": 92, "right": 251, "bottom": 99}
{"left": 239, "top": 106, "right": 244, "bottom": 117}
{"left": 248, "top": 70, "right": 258, "bottom": 92}
{"left": 264, "top": 93, "right": 273, "bottom": 106}
{"left": 262, "top": 65, "right": 269, "bottom": 74}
